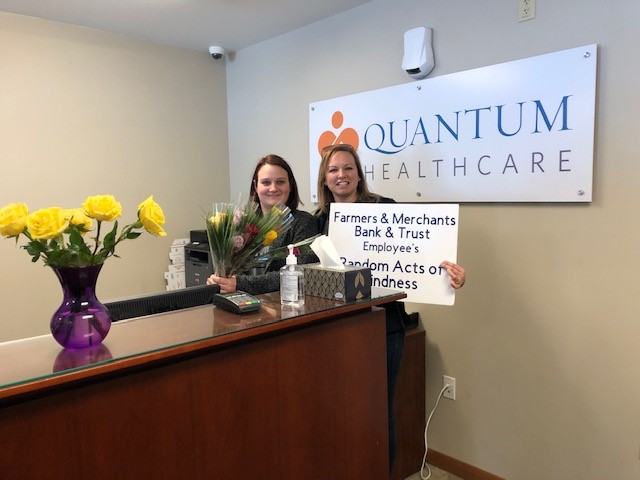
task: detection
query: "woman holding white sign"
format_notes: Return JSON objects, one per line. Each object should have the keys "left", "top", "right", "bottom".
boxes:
{"left": 315, "top": 143, "right": 466, "bottom": 474}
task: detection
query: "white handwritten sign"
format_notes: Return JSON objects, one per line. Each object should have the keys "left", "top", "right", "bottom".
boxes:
{"left": 328, "top": 203, "right": 459, "bottom": 305}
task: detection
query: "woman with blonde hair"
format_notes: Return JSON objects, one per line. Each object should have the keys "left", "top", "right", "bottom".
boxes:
{"left": 315, "top": 143, "right": 466, "bottom": 474}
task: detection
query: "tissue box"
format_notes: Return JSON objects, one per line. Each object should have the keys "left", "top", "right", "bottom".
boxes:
{"left": 302, "top": 263, "right": 371, "bottom": 302}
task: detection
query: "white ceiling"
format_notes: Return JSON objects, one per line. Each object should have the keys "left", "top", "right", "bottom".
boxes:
{"left": 0, "top": 0, "right": 372, "bottom": 53}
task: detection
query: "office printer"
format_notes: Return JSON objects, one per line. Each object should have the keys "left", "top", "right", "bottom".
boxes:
{"left": 184, "top": 230, "right": 213, "bottom": 287}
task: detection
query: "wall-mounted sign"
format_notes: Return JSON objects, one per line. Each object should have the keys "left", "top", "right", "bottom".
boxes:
{"left": 310, "top": 44, "right": 597, "bottom": 203}
{"left": 327, "top": 202, "right": 459, "bottom": 305}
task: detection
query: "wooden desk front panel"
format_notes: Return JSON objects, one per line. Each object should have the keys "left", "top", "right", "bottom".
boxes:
{"left": 0, "top": 308, "right": 389, "bottom": 480}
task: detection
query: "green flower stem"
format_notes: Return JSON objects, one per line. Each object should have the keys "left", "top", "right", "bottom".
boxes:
{"left": 92, "top": 220, "right": 103, "bottom": 256}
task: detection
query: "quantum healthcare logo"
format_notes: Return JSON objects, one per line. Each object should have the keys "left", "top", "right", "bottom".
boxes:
{"left": 317, "top": 97, "right": 572, "bottom": 157}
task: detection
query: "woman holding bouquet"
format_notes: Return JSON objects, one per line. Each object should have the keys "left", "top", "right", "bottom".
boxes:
{"left": 206, "top": 155, "right": 318, "bottom": 294}
{"left": 315, "top": 143, "right": 466, "bottom": 475}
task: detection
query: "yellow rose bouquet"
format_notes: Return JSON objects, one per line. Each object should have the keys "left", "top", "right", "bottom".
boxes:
{"left": 206, "top": 200, "right": 294, "bottom": 277}
{"left": 0, "top": 194, "right": 166, "bottom": 267}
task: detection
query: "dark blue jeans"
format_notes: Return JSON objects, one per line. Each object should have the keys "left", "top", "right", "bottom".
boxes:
{"left": 387, "top": 327, "right": 405, "bottom": 474}
{"left": 384, "top": 302, "right": 407, "bottom": 476}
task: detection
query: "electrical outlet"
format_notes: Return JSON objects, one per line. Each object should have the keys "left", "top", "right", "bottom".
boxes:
{"left": 443, "top": 375, "right": 456, "bottom": 400}
{"left": 518, "top": 0, "right": 536, "bottom": 22}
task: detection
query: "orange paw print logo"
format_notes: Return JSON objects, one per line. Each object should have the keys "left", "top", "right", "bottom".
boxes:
{"left": 317, "top": 111, "right": 359, "bottom": 156}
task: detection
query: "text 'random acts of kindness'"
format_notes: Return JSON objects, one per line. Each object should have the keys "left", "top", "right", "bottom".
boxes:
{"left": 328, "top": 203, "right": 459, "bottom": 305}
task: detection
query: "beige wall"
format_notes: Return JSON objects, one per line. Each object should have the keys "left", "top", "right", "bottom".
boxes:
{"left": 226, "top": 0, "right": 640, "bottom": 478}
{"left": 0, "top": 13, "right": 230, "bottom": 341}
{"left": 2, "top": 1, "right": 639, "bottom": 478}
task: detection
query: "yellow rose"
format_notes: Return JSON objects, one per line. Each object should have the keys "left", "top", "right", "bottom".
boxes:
{"left": 26, "top": 207, "right": 69, "bottom": 240}
{"left": 210, "top": 212, "right": 227, "bottom": 226}
{"left": 65, "top": 208, "right": 93, "bottom": 233}
{"left": 262, "top": 230, "right": 277, "bottom": 246}
{"left": 83, "top": 194, "right": 122, "bottom": 221}
{"left": 137, "top": 196, "right": 166, "bottom": 237}
{"left": 0, "top": 203, "right": 29, "bottom": 237}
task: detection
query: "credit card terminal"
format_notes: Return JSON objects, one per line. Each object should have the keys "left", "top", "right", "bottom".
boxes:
{"left": 213, "top": 291, "right": 261, "bottom": 314}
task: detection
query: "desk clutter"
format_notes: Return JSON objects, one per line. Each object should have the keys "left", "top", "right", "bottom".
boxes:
{"left": 165, "top": 237, "right": 188, "bottom": 290}
{"left": 164, "top": 231, "right": 374, "bottom": 303}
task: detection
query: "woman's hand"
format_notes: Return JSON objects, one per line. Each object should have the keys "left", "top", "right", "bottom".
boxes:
{"left": 440, "top": 261, "right": 466, "bottom": 289}
{"left": 206, "top": 275, "right": 237, "bottom": 293}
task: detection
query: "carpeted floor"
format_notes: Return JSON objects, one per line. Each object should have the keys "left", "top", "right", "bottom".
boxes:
{"left": 405, "top": 464, "right": 463, "bottom": 480}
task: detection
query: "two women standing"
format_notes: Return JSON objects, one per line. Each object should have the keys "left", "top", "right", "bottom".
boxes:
{"left": 208, "top": 146, "right": 466, "bottom": 475}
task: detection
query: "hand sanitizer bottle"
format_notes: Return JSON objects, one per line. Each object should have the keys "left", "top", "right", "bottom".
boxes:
{"left": 280, "top": 244, "right": 305, "bottom": 307}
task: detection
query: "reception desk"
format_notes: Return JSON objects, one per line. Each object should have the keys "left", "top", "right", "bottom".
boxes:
{"left": 0, "top": 288, "right": 405, "bottom": 479}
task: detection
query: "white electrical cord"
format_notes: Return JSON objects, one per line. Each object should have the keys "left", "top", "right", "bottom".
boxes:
{"left": 419, "top": 383, "right": 449, "bottom": 479}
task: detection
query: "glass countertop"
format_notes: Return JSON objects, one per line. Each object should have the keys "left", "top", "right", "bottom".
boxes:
{"left": 0, "top": 288, "right": 405, "bottom": 397}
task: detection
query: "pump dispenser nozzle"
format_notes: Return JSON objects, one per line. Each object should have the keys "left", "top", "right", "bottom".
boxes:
{"left": 286, "top": 244, "right": 297, "bottom": 265}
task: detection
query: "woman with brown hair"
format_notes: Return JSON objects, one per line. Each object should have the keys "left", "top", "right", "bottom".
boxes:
{"left": 207, "top": 154, "right": 318, "bottom": 294}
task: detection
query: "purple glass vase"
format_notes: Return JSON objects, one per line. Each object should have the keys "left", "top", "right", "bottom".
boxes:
{"left": 50, "top": 264, "right": 112, "bottom": 349}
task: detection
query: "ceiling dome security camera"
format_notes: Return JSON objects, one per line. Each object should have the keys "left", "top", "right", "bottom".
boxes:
{"left": 209, "top": 46, "right": 226, "bottom": 60}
